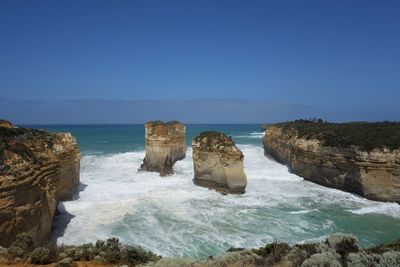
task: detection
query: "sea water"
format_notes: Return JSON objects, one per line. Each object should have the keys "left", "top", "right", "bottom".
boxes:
{"left": 26, "top": 124, "right": 400, "bottom": 258}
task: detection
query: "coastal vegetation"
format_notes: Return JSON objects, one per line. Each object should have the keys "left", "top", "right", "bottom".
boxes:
{"left": 1, "top": 232, "right": 399, "bottom": 266}
{"left": 273, "top": 119, "right": 400, "bottom": 151}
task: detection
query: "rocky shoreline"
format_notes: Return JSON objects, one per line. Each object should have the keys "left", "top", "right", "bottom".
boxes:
{"left": 263, "top": 120, "right": 400, "bottom": 203}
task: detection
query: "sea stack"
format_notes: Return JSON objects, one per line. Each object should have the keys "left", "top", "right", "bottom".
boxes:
{"left": 263, "top": 121, "right": 400, "bottom": 203}
{"left": 192, "top": 131, "right": 247, "bottom": 194}
{"left": 140, "top": 121, "right": 186, "bottom": 176}
{"left": 0, "top": 121, "right": 80, "bottom": 246}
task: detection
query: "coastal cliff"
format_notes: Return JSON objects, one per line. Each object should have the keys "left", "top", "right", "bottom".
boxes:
{"left": 192, "top": 131, "right": 247, "bottom": 194}
{"left": 0, "top": 121, "right": 80, "bottom": 246}
{"left": 140, "top": 121, "right": 186, "bottom": 176}
{"left": 263, "top": 121, "right": 400, "bottom": 203}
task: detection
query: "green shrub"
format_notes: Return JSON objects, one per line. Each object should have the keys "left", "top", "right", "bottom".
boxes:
{"left": 141, "top": 257, "right": 195, "bottom": 267}
{"left": 7, "top": 245, "right": 25, "bottom": 259}
{"left": 11, "top": 232, "right": 34, "bottom": 251}
{"left": 326, "top": 233, "right": 359, "bottom": 258}
{"left": 301, "top": 251, "right": 341, "bottom": 267}
{"left": 295, "top": 243, "right": 318, "bottom": 257}
{"left": 275, "top": 121, "right": 400, "bottom": 151}
{"left": 95, "top": 240, "right": 106, "bottom": 249}
{"left": 30, "top": 247, "right": 50, "bottom": 264}
{"left": 121, "top": 245, "right": 161, "bottom": 265}
{"left": 380, "top": 251, "right": 400, "bottom": 267}
{"left": 367, "top": 240, "right": 400, "bottom": 254}
{"left": 55, "top": 257, "right": 76, "bottom": 267}
{"left": 202, "top": 250, "right": 266, "bottom": 267}
{"left": 346, "top": 252, "right": 380, "bottom": 267}
{"left": 0, "top": 246, "right": 10, "bottom": 264}
{"left": 93, "top": 255, "right": 107, "bottom": 264}
{"left": 252, "top": 240, "right": 290, "bottom": 262}
{"left": 103, "top": 237, "right": 122, "bottom": 263}
{"left": 286, "top": 247, "right": 308, "bottom": 267}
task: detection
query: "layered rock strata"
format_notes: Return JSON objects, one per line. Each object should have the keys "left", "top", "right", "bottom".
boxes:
{"left": 0, "top": 122, "right": 80, "bottom": 246}
{"left": 263, "top": 124, "right": 400, "bottom": 203}
{"left": 192, "top": 131, "right": 247, "bottom": 194}
{"left": 140, "top": 121, "right": 186, "bottom": 176}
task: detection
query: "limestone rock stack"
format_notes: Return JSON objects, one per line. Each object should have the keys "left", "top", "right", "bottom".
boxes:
{"left": 0, "top": 122, "right": 80, "bottom": 246}
{"left": 192, "top": 131, "right": 247, "bottom": 194}
{"left": 140, "top": 121, "right": 186, "bottom": 176}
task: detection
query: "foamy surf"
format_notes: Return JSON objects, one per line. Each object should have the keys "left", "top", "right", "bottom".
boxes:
{"left": 233, "top": 132, "right": 265, "bottom": 139}
{"left": 54, "top": 145, "right": 400, "bottom": 257}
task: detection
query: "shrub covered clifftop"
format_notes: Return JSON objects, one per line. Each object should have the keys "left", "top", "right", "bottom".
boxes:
{"left": 265, "top": 119, "right": 400, "bottom": 151}
{"left": 1, "top": 232, "right": 399, "bottom": 266}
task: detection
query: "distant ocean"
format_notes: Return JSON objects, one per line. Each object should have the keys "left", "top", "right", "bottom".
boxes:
{"left": 23, "top": 124, "right": 400, "bottom": 258}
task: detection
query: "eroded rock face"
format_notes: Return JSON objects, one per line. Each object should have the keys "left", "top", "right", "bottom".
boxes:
{"left": 263, "top": 125, "right": 400, "bottom": 203}
{"left": 0, "top": 123, "right": 80, "bottom": 246}
{"left": 0, "top": 119, "right": 14, "bottom": 129}
{"left": 192, "top": 131, "right": 247, "bottom": 194}
{"left": 140, "top": 121, "right": 186, "bottom": 176}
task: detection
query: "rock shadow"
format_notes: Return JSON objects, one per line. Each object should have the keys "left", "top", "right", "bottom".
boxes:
{"left": 50, "top": 203, "right": 75, "bottom": 244}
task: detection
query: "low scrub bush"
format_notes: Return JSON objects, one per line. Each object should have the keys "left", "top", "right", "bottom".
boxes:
{"left": 252, "top": 240, "right": 290, "bottom": 263}
{"left": 275, "top": 120, "right": 400, "bottom": 151}
{"left": 30, "top": 247, "right": 50, "bottom": 264}
{"left": 301, "top": 251, "right": 341, "bottom": 267}
{"left": 2, "top": 232, "right": 400, "bottom": 267}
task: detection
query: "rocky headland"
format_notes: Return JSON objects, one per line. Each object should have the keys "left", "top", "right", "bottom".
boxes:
{"left": 0, "top": 121, "right": 80, "bottom": 246}
{"left": 263, "top": 120, "right": 400, "bottom": 203}
{"left": 192, "top": 131, "right": 247, "bottom": 194}
{"left": 140, "top": 121, "right": 186, "bottom": 176}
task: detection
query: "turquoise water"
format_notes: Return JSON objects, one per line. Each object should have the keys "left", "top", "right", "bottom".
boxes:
{"left": 26, "top": 124, "right": 264, "bottom": 155}
{"left": 25, "top": 124, "right": 400, "bottom": 258}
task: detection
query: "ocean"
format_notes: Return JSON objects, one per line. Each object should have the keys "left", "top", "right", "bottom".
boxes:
{"left": 24, "top": 124, "right": 400, "bottom": 258}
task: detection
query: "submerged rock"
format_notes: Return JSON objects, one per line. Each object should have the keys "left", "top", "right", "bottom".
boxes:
{"left": 140, "top": 121, "right": 186, "bottom": 176}
{"left": 0, "top": 121, "right": 80, "bottom": 246}
{"left": 263, "top": 122, "right": 400, "bottom": 203}
{"left": 192, "top": 131, "right": 247, "bottom": 194}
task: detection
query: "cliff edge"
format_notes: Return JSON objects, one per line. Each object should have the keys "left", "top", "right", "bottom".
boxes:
{"left": 263, "top": 120, "right": 400, "bottom": 203}
{"left": 0, "top": 121, "right": 80, "bottom": 246}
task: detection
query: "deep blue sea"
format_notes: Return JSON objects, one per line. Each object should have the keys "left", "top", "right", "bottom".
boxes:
{"left": 23, "top": 124, "right": 400, "bottom": 258}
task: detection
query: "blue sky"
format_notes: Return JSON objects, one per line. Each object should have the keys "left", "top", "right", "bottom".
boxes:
{"left": 0, "top": 0, "right": 399, "bottom": 123}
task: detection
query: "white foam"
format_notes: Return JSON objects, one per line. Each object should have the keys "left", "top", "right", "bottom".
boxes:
{"left": 348, "top": 202, "right": 400, "bottom": 218}
{"left": 55, "top": 145, "right": 400, "bottom": 257}
{"left": 233, "top": 132, "right": 265, "bottom": 138}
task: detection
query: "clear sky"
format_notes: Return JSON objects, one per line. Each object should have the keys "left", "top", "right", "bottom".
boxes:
{"left": 0, "top": 0, "right": 399, "bottom": 123}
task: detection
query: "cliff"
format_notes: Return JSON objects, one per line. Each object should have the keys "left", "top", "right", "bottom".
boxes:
{"left": 263, "top": 121, "right": 400, "bottom": 203}
{"left": 140, "top": 121, "right": 186, "bottom": 176}
{"left": 0, "top": 122, "right": 80, "bottom": 246}
{"left": 192, "top": 131, "right": 247, "bottom": 194}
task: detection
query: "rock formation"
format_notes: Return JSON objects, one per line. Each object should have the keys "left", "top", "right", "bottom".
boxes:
{"left": 263, "top": 123, "right": 400, "bottom": 203}
{"left": 192, "top": 131, "right": 247, "bottom": 194}
{"left": 140, "top": 121, "right": 186, "bottom": 176}
{"left": 0, "top": 119, "right": 14, "bottom": 129}
{"left": 0, "top": 122, "right": 80, "bottom": 246}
